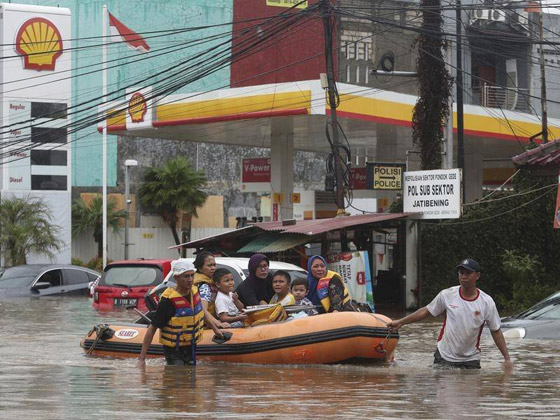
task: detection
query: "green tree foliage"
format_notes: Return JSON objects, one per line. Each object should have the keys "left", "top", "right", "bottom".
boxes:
{"left": 412, "top": 0, "right": 452, "bottom": 169}
{"left": 72, "top": 195, "right": 128, "bottom": 258}
{"left": 138, "top": 156, "right": 207, "bottom": 246}
{"left": 0, "top": 195, "right": 62, "bottom": 266}
{"left": 420, "top": 171, "right": 560, "bottom": 312}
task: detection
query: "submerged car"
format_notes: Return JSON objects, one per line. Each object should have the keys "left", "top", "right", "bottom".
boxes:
{"left": 500, "top": 291, "right": 560, "bottom": 339}
{"left": 92, "top": 259, "right": 172, "bottom": 311}
{"left": 0, "top": 264, "right": 101, "bottom": 297}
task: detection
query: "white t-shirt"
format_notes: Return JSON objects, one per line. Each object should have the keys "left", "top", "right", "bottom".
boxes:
{"left": 214, "top": 291, "right": 241, "bottom": 317}
{"left": 426, "top": 286, "right": 501, "bottom": 362}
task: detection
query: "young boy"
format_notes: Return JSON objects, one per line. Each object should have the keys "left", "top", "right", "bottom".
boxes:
{"left": 269, "top": 270, "right": 296, "bottom": 306}
{"left": 214, "top": 268, "right": 247, "bottom": 328}
{"left": 291, "top": 277, "right": 318, "bottom": 315}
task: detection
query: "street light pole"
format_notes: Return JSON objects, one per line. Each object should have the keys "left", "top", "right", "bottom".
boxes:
{"left": 124, "top": 159, "right": 138, "bottom": 260}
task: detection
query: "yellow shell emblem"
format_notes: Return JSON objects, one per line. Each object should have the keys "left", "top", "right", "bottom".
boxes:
{"left": 15, "top": 18, "right": 63, "bottom": 71}
{"left": 128, "top": 92, "right": 148, "bottom": 123}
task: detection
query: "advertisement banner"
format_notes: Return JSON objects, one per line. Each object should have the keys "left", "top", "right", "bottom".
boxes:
{"left": 350, "top": 167, "right": 367, "bottom": 190}
{"left": 403, "top": 168, "right": 462, "bottom": 219}
{"left": 241, "top": 157, "right": 271, "bottom": 192}
{"left": 266, "top": 0, "right": 308, "bottom": 8}
{"left": 327, "top": 251, "right": 373, "bottom": 308}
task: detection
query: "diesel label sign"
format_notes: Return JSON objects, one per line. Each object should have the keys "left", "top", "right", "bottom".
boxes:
{"left": 366, "top": 163, "right": 405, "bottom": 190}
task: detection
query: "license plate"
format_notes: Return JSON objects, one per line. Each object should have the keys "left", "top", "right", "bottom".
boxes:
{"left": 114, "top": 298, "right": 138, "bottom": 306}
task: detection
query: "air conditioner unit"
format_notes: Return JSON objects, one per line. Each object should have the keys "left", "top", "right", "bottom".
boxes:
{"left": 490, "top": 9, "right": 507, "bottom": 22}
{"left": 470, "top": 9, "right": 491, "bottom": 23}
{"left": 517, "top": 10, "right": 529, "bottom": 28}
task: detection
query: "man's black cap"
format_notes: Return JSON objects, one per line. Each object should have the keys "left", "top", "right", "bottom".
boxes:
{"left": 456, "top": 258, "right": 481, "bottom": 272}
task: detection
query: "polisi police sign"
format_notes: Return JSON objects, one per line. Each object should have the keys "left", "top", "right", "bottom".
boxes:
{"left": 366, "top": 163, "right": 404, "bottom": 190}
{"left": 403, "top": 169, "right": 462, "bottom": 219}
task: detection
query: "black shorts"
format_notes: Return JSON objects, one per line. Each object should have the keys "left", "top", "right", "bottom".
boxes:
{"left": 433, "top": 349, "right": 481, "bottom": 369}
{"left": 163, "top": 345, "right": 195, "bottom": 366}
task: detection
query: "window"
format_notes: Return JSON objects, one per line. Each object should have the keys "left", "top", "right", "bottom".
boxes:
{"left": 87, "top": 272, "right": 100, "bottom": 282}
{"left": 102, "top": 266, "right": 162, "bottom": 287}
{"left": 31, "top": 102, "right": 67, "bottom": 119}
{"left": 38, "top": 270, "right": 62, "bottom": 287}
{"left": 31, "top": 175, "right": 67, "bottom": 191}
{"left": 31, "top": 150, "right": 67, "bottom": 166}
{"left": 31, "top": 127, "right": 67, "bottom": 144}
{"left": 63, "top": 269, "right": 90, "bottom": 286}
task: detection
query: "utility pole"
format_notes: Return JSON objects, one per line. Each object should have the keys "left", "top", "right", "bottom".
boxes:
{"left": 321, "top": 1, "right": 345, "bottom": 214}
{"left": 539, "top": 2, "right": 548, "bottom": 143}
{"left": 456, "top": 0, "right": 465, "bottom": 201}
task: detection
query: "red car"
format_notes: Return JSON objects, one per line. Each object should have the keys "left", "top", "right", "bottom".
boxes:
{"left": 92, "top": 259, "right": 172, "bottom": 311}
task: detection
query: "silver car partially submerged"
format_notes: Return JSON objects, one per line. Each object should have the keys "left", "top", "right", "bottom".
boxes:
{"left": 501, "top": 291, "right": 560, "bottom": 340}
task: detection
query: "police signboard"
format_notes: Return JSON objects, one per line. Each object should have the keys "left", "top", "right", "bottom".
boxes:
{"left": 403, "top": 169, "right": 462, "bottom": 219}
{"left": 366, "top": 163, "right": 405, "bottom": 190}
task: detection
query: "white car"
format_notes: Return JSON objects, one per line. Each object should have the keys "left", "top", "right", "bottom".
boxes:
{"left": 162, "top": 257, "right": 307, "bottom": 287}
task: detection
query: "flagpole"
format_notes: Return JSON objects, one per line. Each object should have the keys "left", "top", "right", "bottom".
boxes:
{"left": 102, "top": 4, "right": 108, "bottom": 268}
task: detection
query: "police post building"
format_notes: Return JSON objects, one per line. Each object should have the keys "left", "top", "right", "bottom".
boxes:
{"left": 0, "top": 3, "right": 71, "bottom": 264}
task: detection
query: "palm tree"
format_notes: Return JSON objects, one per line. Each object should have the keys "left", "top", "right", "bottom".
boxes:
{"left": 0, "top": 195, "right": 62, "bottom": 266}
{"left": 72, "top": 195, "right": 128, "bottom": 258}
{"left": 139, "top": 156, "right": 207, "bottom": 246}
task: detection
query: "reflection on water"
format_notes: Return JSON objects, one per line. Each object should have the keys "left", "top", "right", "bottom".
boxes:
{"left": 0, "top": 298, "right": 559, "bottom": 419}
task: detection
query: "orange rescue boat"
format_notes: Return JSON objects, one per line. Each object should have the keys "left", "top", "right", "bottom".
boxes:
{"left": 81, "top": 312, "right": 398, "bottom": 364}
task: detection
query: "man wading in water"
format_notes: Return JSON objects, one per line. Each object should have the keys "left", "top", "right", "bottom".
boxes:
{"left": 387, "top": 258, "right": 513, "bottom": 369}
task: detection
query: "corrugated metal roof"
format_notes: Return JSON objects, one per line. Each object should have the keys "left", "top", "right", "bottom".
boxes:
{"left": 237, "top": 233, "right": 310, "bottom": 253}
{"left": 169, "top": 226, "right": 253, "bottom": 249}
{"left": 254, "top": 213, "right": 415, "bottom": 236}
{"left": 512, "top": 139, "right": 560, "bottom": 169}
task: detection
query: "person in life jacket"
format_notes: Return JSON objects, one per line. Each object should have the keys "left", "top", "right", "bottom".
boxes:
{"left": 193, "top": 251, "right": 230, "bottom": 329}
{"left": 138, "top": 259, "right": 223, "bottom": 366}
{"left": 306, "top": 255, "right": 354, "bottom": 313}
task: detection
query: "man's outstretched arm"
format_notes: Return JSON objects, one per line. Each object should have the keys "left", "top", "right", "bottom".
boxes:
{"left": 387, "top": 307, "right": 432, "bottom": 331}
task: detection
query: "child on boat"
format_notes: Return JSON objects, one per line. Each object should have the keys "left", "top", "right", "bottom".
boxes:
{"left": 269, "top": 270, "right": 296, "bottom": 306}
{"left": 290, "top": 277, "right": 318, "bottom": 315}
{"left": 214, "top": 268, "right": 248, "bottom": 328}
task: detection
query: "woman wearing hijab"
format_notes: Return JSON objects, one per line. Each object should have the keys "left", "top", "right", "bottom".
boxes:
{"left": 307, "top": 255, "right": 354, "bottom": 313}
{"left": 236, "top": 254, "right": 274, "bottom": 307}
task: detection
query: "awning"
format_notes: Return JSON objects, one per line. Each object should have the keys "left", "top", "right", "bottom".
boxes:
{"left": 253, "top": 212, "right": 415, "bottom": 236}
{"left": 237, "top": 233, "right": 311, "bottom": 253}
{"left": 173, "top": 212, "right": 418, "bottom": 253}
{"left": 512, "top": 138, "right": 560, "bottom": 175}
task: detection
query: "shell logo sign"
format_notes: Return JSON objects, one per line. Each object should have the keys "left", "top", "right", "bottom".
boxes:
{"left": 128, "top": 92, "right": 148, "bottom": 123}
{"left": 15, "top": 18, "right": 63, "bottom": 71}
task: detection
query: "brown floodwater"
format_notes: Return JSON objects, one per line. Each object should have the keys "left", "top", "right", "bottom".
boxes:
{"left": 0, "top": 297, "right": 559, "bottom": 419}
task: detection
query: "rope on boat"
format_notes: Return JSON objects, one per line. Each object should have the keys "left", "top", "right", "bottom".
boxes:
{"left": 85, "top": 324, "right": 112, "bottom": 355}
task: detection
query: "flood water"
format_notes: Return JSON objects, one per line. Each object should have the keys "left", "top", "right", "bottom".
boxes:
{"left": 0, "top": 297, "right": 559, "bottom": 419}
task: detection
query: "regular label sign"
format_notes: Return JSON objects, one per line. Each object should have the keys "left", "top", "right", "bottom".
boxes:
{"left": 241, "top": 157, "right": 271, "bottom": 193}
{"left": 403, "top": 169, "right": 462, "bottom": 219}
{"left": 366, "top": 163, "right": 404, "bottom": 190}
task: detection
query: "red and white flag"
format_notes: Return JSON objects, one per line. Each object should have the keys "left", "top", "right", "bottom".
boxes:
{"left": 108, "top": 12, "right": 150, "bottom": 53}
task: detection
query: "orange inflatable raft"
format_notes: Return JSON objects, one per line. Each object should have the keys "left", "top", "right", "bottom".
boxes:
{"left": 81, "top": 312, "right": 398, "bottom": 364}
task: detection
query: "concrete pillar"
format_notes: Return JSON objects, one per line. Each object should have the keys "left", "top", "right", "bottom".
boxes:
{"left": 271, "top": 120, "right": 294, "bottom": 220}
{"left": 464, "top": 151, "right": 483, "bottom": 202}
{"left": 405, "top": 219, "right": 419, "bottom": 310}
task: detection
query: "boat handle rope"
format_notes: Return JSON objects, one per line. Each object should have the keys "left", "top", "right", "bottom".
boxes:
{"left": 368, "top": 314, "right": 392, "bottom": 355}
{"left": 85, "top": 324, "right": 112, "bottom": 355}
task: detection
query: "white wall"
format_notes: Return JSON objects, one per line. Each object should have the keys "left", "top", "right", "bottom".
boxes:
{"left": 72, "top": 227, "right": 234, "bottom": 262}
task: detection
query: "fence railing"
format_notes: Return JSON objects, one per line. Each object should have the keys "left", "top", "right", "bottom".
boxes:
{"left": 472, "top": 85, "right": 531, "bottom": 113}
